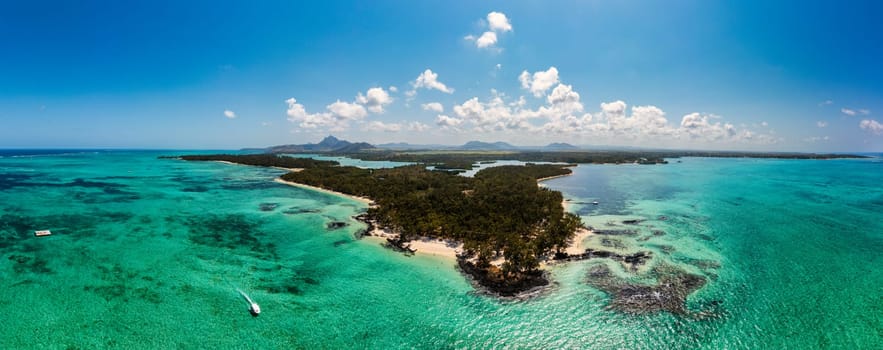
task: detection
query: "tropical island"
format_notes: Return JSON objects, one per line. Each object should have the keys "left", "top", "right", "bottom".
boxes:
{"left": 166, "top": 137, "right": 864, "bottom": 297}
{"left": 170, "top": 153, "right": 584, "bottom": 296}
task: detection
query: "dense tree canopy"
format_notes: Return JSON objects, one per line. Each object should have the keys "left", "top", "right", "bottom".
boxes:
{"left": 281, "top": 163, "right": 581, "bottom": 277}
{"left": 166, "top": 154, "right": 338, "bottom": 168}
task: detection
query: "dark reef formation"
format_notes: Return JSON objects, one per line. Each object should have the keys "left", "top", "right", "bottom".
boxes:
{"left": 457, "top": 258, "right": 549, "bottom": 298}
{"left": 586, "top": 263, "right": 712, "bottom": 317}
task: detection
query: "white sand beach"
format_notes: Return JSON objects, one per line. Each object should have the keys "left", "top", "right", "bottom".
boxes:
{"left": 273, "top": 178, "right": 374, "bottom": 205}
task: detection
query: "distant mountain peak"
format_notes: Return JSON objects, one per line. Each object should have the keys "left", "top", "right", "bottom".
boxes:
{"left": 252, "top": 135, "right": 375, "bottom": 153}
{"left": 545, "top": 142, "right": 578, "bottom": 150}
{"left": 459, "top": 140, "right": 517, "bottom": 150}
{"left": 318, "top": 135, "right": 340, "bottom": 144}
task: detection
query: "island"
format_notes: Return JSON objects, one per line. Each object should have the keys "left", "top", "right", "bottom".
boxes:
{"left": 168, "top": 154, "right": 585, "bottom": 296}
{"left": 164, "top": 142, "right": 866, "bottom": 298}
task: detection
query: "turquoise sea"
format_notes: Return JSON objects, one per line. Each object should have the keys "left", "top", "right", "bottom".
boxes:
{"left": 1, "top": 150, "right": 881, "bottom": 349}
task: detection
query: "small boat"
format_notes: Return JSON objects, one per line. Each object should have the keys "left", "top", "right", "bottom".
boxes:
{"left": 237, "top": 289, "right": 261, "bottom": 316}
{"left": 34, "top": 230, "right": 52, "bottom": 237}
{"left": 592, "top": 201, "right": 599, "bottom": 205}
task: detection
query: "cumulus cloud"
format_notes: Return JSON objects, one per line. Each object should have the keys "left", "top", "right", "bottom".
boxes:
{"left": 519, "top": 67, "right": 560, "bottom": 97}
{"left": 817, "top": 121, "right": 828, "bottom": 128}
{"left": 411, "top": 69, "right": 454, "bottom": 94}
{"left": 356, "top": 87, "right": 393, "bottom": 113}
{"left": 487, "top": 12, "right": 512, "bottom": 32}
{"left": 286, "top": 86, "right": 399, "bottom": 131}
{"left": 543, "top": 84, "right": 584, "bottom": 116}
{"left": 327, "top": 100, "right": 367, "bottom": 120}
{"left": 453, "top": 95, "right": 531, "bottom": 132}
{"left": 363, "top": 120, "right": 429, "bottom": 133}
{"left": 363, "top": 121, "right": 402, "bottom": 132}
{"left": 421, "top": 102, "right": 444, "bottom": 113}
{"left": 466, "top": 11, "right": 512, "bottom": 49}
{"left": 286, "top": 98, "right": 368, "bottom": 131}
{"left": 388, "top": 86, "right": 398, "bottom": 93}
{"left": 475, "top": 31, "right": 498, "bottom": 48}
{"left": 284, "top": 63, "right": 777, "bottom": 146}
{"left": 440, "top": 80, "right": 774, "bottom": 145}
{"left": 436, "top": 114, "right": 463, "bottom": 128}
{"left": 860, "top": 119, "right": 883, "bottom": 134}
{"left": 224, "top": 110, "right": 236, "bottom": 119}
{"left": 406, "top": 121, "right": 430, "bottom": 132}
{"left": 680, "top": 113, "right": 736, "bottom": 140}
{"left": 600, "top": 100, "right": 627, "bottom": 117}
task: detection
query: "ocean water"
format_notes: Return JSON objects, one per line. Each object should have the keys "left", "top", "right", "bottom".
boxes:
{"left": 1, "top": 151, "right": 881, "bottom": 349}
{"left": 284, "top": 154, "right": 413, "bottom": 169}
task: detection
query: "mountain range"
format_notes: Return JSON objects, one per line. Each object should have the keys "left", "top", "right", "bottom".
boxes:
{"left": 246, "top": 136, "right": 583, "bottom": 153}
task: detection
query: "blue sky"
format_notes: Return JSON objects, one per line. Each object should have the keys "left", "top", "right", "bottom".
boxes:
{"left": 1, "top": 0, "right": 881, "bottom": 151}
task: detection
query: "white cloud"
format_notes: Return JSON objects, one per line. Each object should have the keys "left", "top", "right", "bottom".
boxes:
{"left": 487, "top": 12, "right": 512, "bottom": 32}
{"left": 453, "top": 95, "right": 530, "bottom": 132}
{"left": 223, "top": 110, "right": 236, "bottom": 119}
{"left": 495, "top": 63, "right": 502, "bottom": 70}
{"left": 680, "top": 113, "right": 737, "bottom": 140}
{"left": 519, "top": 67, "right": 560, "bottom": 97}
{"left": 816, "top": 121, "right": 828, "bottom": 128}
{"left": 545, "top": 84, "right": 583, "bottom": 114}
{"left": 804, "top": 136, "right": 830, "bottom": 142}
{"left": 860, "top": 119, "right": 883, "bottom": 134}
{"left": 600, "top": 100, "right": 627, "bottom": 117}
{"left": 388, "top": 86, "right": 398, "bottom": 93}
{"left": 842, "top": 108, "right": 870, "bottom": 116}
{"left": 436, "top": 114, "right": 463, "bottom": 128}
{"left": 761, "top": 121, "right": 768, "bottom": 127}
{"left": 364, "top": 121, "right": 402, "bottom": 132}
{"left": 475, "top": 31, "right": 498, "bottom": 48}
{"left": 407, "top": 121, "right": 430, "bottom": 132}
{"left": 286, "top": 98, "right": 336, "bottom": 130}
{"left": 327, "top": 100, "right": 367, "bottom": 120}
{"left": 411, "top": 69, "right": 454, "bottom": 94}
{"left": 435, "top": 79, "right": 776, "bottom": 146}
{"left": 364, "top": 120, "right": 430, "bottom": 133}
{"left": 819, "top": 100, "right": 833, "bottom": 106}
{"left": 286, "top": 98, "right": 367, "bottom": 131}
{"left": 356, "top": 87, "right": 393, "bottom": 113}
{"left": 466, "top": 11, "right": 513, "bottom": 49}
{"left": 421, "top": 102, "right": 444, "bottom": 113}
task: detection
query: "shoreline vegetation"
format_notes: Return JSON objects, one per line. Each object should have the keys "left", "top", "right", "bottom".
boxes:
{"left": 163, "top": 149, "right": 865, "bottom": 298}
{"left": 168, "top": 153, "right": 588, "bottom": 296}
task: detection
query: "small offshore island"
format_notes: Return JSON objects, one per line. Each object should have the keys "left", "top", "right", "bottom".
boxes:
{"left": 165, "top": 138, "right": 864, "bottom": 300}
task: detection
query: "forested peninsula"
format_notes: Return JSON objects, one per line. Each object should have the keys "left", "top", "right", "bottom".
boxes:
{"left": 168, "top": 154, "right": 583, "bottom": 296}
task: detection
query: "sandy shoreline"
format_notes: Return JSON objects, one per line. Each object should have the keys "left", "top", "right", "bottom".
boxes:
{"left": 564, "top": 228, "right": 593, "bottom": 256}
{"left": 536, "top": 173, "right": 573, "bottom": 183}
{"left": 274, "top": 173, "right": 590, "bottom": 264}
{"left": 274, "top": 176, "right": 462, "bottom": 261}
{"left": 273, "top": 178, "right": 374, "bottom": 205}
{"left": 363, "top": 229, "right": 464, "bottom": 261}
{"left": 214, "top": 160, "right": 303, "bottom": 173}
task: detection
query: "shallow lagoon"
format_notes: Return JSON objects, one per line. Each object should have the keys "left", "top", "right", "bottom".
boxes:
{"left": 1, "top": 151, "right": 881, "bottom": 348}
